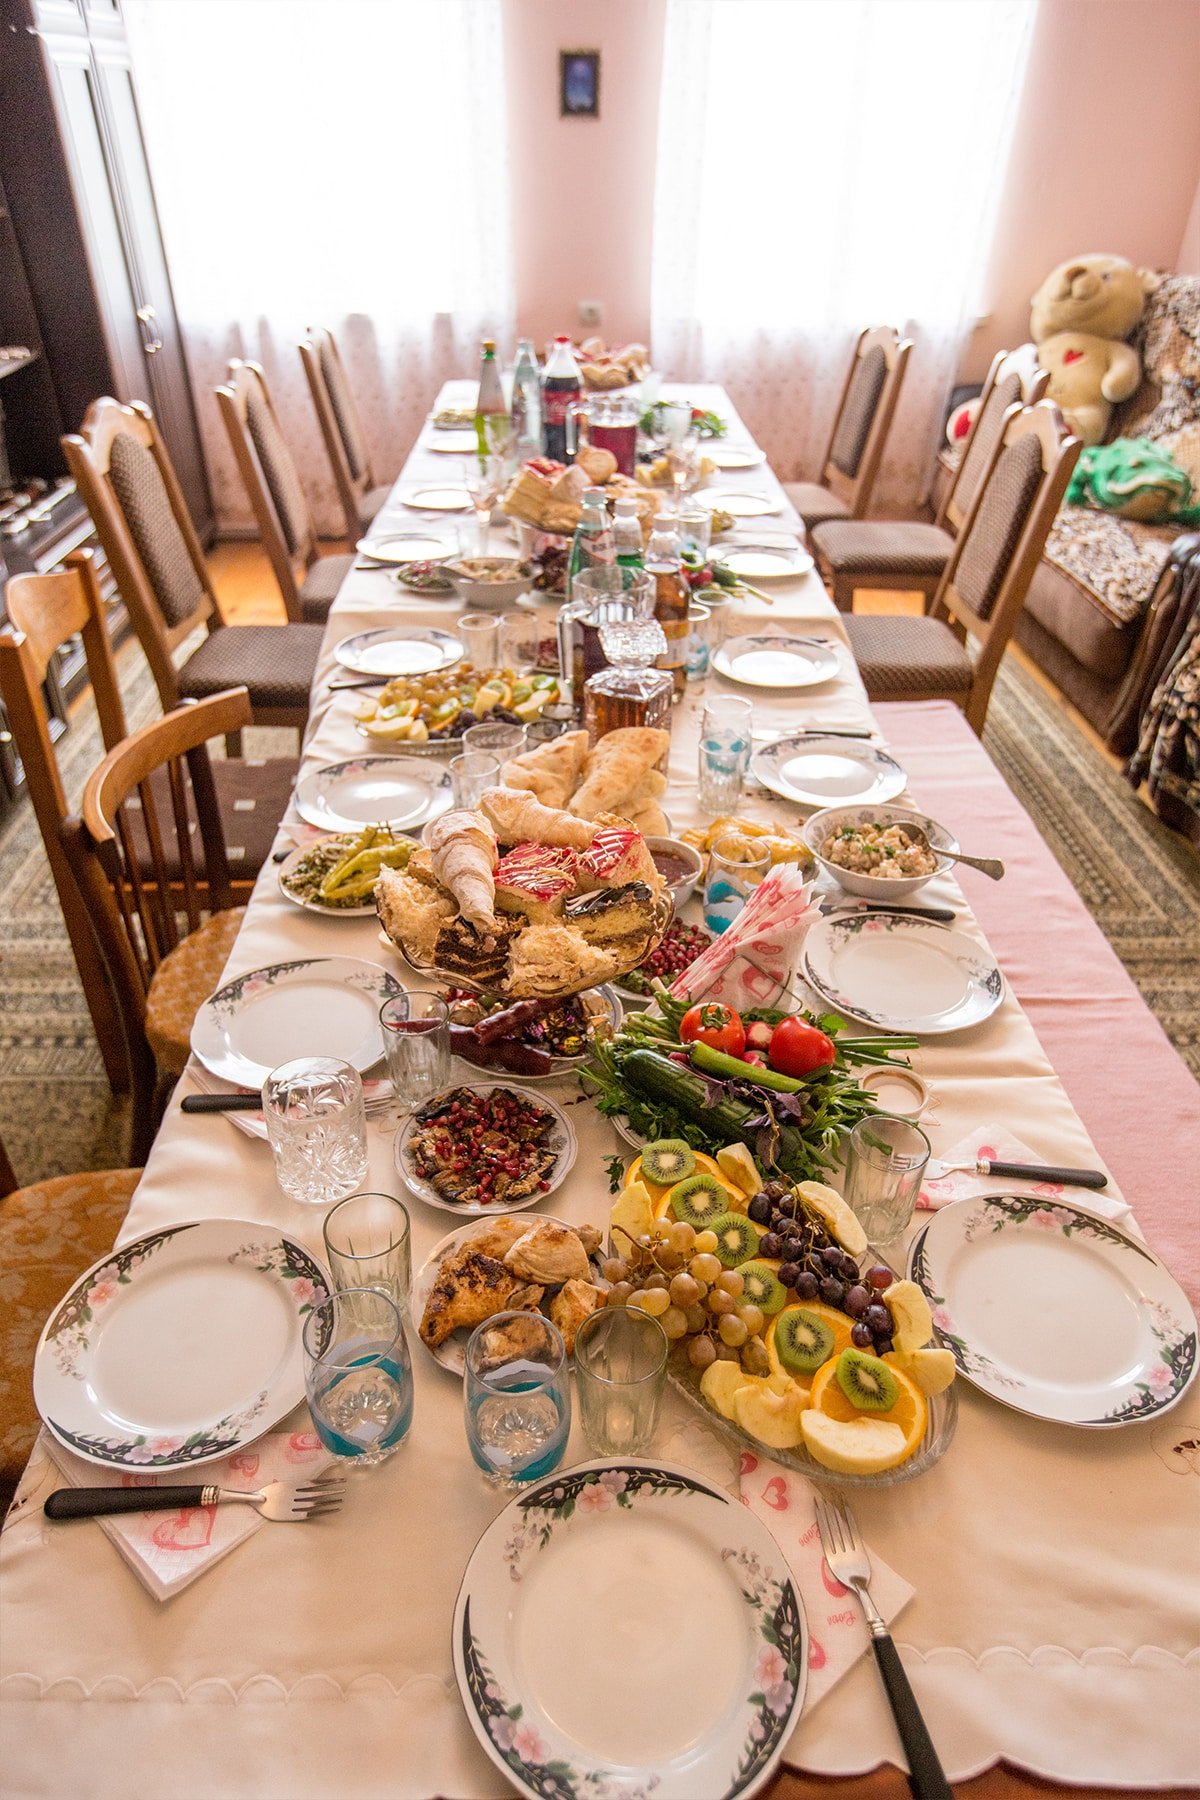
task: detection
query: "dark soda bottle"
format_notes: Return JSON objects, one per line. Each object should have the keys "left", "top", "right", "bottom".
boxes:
{"left": 541, "top": 335, "right": 582, "bottom": 463}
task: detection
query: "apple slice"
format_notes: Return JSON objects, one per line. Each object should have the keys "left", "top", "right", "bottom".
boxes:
{"left": 733, "top": 1377, "right": 809, "bottom": 1450}
{"left": 796, "top": 1181, "right": 868, "bottom": 1257}
{"left": 700, "top": 1359, "right": 746, "bottom": 1422}
{"left": 800, "top": 1411, "right": 909, "bottom": 1475}
{"left": 609, "top": 1179, "right": 653, "bottom": 1256}
{"left": 883, "top": 1280, "right": 934, "bottom": 1353}
{"left": 886, "top": 1346, "right": 956, "bottom": 1395}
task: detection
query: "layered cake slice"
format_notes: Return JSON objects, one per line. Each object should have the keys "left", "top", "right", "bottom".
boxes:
{"left": 494, "top": 841, "right": 579, "bottom": 923}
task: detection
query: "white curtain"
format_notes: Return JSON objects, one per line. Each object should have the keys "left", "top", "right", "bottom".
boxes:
{"left": 125, "top": 0, "right": 512, "bottom": 535}
{"left": 651, "top": 0, "right": 1037, "bottom": 512}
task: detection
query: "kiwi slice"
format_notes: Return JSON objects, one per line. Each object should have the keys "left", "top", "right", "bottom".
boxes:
{"left": 835, "top": 1347, "right": 900, "bottom": 1413}
{"left": 737, "top": 1260, "right": 787, "bottom": 1316}
{"left": 668, "top": 1173, "right": 731, "bottom": 1227}
{"left": 642, "top": 1139, "right": 696, "bottom": 1186}
{"left": 774, "top": 1306, "right": 836, "bottom": 1376}
{"left": 709, "top": 1211, "right": 758, "bottom": 1268}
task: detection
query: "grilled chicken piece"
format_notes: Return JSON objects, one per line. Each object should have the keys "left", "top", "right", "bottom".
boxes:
{"left": 549, "top": 1279, "right": 604, "bottom": 1354}
{"left": 466, "top": 1218, "right": 530, "bottom": 1262}
{"left": 419, "top": 1250, "right": 520, "bottom": 1348}
{"left": 504, "top": 1221, "right": 590, "bottom": 1285}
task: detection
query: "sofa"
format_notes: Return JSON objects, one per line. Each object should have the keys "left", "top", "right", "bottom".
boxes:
{"left": 932, "top": 275, "right": 1200, "bottom": 753}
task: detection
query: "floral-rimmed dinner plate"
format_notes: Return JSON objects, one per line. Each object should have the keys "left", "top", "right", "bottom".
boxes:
{"left": 453, "top": 1458, "right": 807, "bottom": 1800}
{"left": 750, "top": 734, "right": 906, "bottom": 809}
{"left": 707, "top": 445, "right": 766, "bottom": 471}
{"left": 714, "top": 634, "right": 839, "bottom": 691}
{"left": 399, "top": 484, "right": 472, "bottom": 511}
{"left": 277, "top": 833, "right": 389, "bottom": 916}
{"left": 394, "top": 1081, "right": 578, "bottom": 1216}
{"left": 909, "top": 1196, "right": 1198, "bottom": 1427}
{"left": 33, "top": 1220, "right": 329, "bottom": 1471}
{"left": 295, "top": 756, "right": 453, "bottom": 833}
{"left": 333, "top": 625, "right": 462, "bottom": 677}
{"left": 191, "top": 955, "right": 401, "bottom": 1087}
{"left": 802, "top": 913, "right": 1003, "bottom": 1035}
{"left": 355, "top": 533, "right": 455, "bottom": 565}
{"left": 701, "top": 490, "right": 781, "bottom": 518}
{"left": 718, "top": 543, "right": 813, "bottom": 581}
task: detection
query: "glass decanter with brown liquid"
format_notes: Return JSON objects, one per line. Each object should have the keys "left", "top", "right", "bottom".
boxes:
{"left": 583, "top": 614, "right": 673, "bottom": 748}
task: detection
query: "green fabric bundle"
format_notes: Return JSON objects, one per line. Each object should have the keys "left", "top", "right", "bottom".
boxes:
{"left": 1066, "top": 437, "right": 1200, "bottom": 526}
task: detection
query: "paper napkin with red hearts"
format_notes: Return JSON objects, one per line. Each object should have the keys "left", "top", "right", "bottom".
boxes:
{"left": 45, "top": 1427, "right": 333, "bottom": 1602}
{"left": 739, "top": 1451, "right": 913, "bottom": 1711}
{"left": 916, "top": 1124, "right": 1131, "bottom": 1224}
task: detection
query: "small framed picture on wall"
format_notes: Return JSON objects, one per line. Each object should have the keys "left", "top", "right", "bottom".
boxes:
{"left": 560, "top": 49, "right": 600, "bottom": 118}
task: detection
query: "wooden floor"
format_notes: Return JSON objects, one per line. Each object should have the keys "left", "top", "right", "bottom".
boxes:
{"left": 207, "top": 540, "right": 1123, "bottom": 771}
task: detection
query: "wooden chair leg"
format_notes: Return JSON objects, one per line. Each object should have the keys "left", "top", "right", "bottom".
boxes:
{"left": 832, "top": 573, "right": 856, "bottom": 613}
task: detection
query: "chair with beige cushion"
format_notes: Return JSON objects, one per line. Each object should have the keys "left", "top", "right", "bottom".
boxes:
{"left": 299, "top": 326, "right": 391, "bottom": 542}
{"left": 812, "top": 345, "right": 1047, "bottom": 611}
{"left": 64, "top": 398, "right": 323, "bottom": 744}
{"left": 216, "top": 359, "right": 356, "bottom": 623}
{"left": 0, "top": 1133, "right": 139, "bottom": 1513}
{"left": 61, "top": 688, "right": 254, "bottom": 1163}
{"left": 783, "top": 325, "right": 912, "bottom": 531}
{"left": 844, "top": 400, "right": 1081, "bottom": 734}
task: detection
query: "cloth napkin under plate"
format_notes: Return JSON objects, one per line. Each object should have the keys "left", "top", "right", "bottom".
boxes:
{"left": 739, "top": 1450, "right": 913, "bottom": 1713}
{"left": 916, "top": 1123, "right": 1132, "bottom": 1225}
{"left": 44, "top": 1427, "right": 333, "bottom": 1602}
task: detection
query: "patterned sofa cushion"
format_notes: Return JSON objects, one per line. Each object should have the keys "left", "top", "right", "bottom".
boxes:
{"left": 1043, "top": 506, "right": 1178, "bottom": 630}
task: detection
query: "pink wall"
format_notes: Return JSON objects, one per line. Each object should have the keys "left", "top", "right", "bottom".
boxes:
{"left": 502, "top": 0, "right": 665, "bottom": 350}
{"left": 1179, "top": 173, "right": 1200, "bottom": 274}
{"left": 964, "top": 0, "right": 1200, "bottom": 377}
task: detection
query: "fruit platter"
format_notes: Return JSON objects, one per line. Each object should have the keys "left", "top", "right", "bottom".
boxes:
{"left": 601, "top": 1138, "right": 957, "bottom": 1485}
{"left": 354, "top": 663, "right": 563, "bottom": 748}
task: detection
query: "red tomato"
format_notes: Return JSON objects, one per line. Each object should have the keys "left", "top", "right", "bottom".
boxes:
{"left": 769, "top": 1017, "right": 836, "bottom": 1078}
{"left": 679, "top": 1002, "right": 746, "bottom": 1057}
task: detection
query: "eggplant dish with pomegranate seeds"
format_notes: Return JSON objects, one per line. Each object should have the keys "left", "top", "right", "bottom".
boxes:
{"left": 407, "top": 1085, "right": 560, "bottom": 1206}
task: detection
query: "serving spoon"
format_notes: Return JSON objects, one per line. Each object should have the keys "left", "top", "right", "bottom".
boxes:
{"left": 908, "top": 824, "right": 1004, "bottom": 881}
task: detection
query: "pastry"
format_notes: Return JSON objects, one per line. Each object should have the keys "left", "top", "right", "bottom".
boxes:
{"left": 565, "top": 881, "right": 660, "bottom": 951}
{"left": 419, "top": 1250, "right": 520, "bottom": 1348}
{"left": 626, "top": 800, "right": 669, "bottom": 836}
{"left": 427, "top": 811, "right": 498, "bottom": 934}
{"left": 575, "top": 445, "right": 618, "bottom": 484}
{"left": 569, "top": 727, "right": 670, "bottom": 818}
{"left": 503, "top": 1221, "right": 591, "bottom": 1285}
{"left": 500, "top": 730, "right": 589, "bottom": 808}
{"left": 464, "top": 1217, "right": 530, "bottom": 1262}
{"left": 493, "top": 842, "right": 578, "bottom": 923}
{"left": 375, "top": 868, "right": 457, "bottom": 963}
{"left": 430, "top": 913, "right": 520, "bottom": 983}
{"left": 549, "top": 1279, "right": 604, "bottom": 1354}
{"left": 479, "top": 787, "right": 596, "bottom": 849}
{"left": 576, "top": 817, "right": 661, "bottom": 890}
{"left": 506, "top": 922, "right": 620, "bottom": 998}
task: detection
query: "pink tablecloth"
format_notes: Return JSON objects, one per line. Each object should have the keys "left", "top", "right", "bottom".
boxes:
{"left": 877, "top": 701, "right": 1200, "bottom": 1305}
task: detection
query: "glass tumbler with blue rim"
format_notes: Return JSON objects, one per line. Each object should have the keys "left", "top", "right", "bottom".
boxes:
{"left": 303, "top": 1287, "right": 413, "bottom": 1466}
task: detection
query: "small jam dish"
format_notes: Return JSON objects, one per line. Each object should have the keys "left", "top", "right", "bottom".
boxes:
{"left": 644, "top": 836, "right": 703, "bottom": 907}
{"left": 858, "top": 1064, "right": 929, "bottom": 1119}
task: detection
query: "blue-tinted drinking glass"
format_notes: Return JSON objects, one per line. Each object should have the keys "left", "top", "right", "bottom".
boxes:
{"left": 464, "top": 1312, "right": 570, "bottom": 1485}
{"left": 302, "top": 1287, "right": 413, "bottom": 1466}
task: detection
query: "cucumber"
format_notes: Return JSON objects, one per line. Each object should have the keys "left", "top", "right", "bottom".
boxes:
{"left": 619, "top": 1049, "right": 821, "bottom": 1179}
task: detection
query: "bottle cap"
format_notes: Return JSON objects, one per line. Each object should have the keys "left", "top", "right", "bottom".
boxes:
{"left": 582, "top": 487, "right": 608, "bottom": 503}
{"left": 554, "top": 334, "right": 570, "bottom": 343}
{"left": 613, "top": 496, "right": 638, "bottom": 514}
{"left": 482, "top": 339, "right": 496, "bottom": 353}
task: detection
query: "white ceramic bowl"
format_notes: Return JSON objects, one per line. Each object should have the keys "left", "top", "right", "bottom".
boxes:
{"left": 802, "top": 803, "right": 958, "bottom": 899}
{"left": 445, "top": 558, "right": 534, "bottom": 610}
{"left": 643, "top": 835, "right": 703, "bottom": 907}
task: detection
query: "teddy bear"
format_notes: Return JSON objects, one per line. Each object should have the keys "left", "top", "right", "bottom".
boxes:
{"left": 1029, "top": 254, "right": 1159, "bottom": 445}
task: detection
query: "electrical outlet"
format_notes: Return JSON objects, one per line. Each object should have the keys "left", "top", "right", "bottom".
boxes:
{"left": 578, "top": 299, "right": 603, "bottom": 328}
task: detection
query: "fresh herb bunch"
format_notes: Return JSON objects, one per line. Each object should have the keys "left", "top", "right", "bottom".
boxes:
{"left": 639, "top": 402, "right": 727, "bottom": 440}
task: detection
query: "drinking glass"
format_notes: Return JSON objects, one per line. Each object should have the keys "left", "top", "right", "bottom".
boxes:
{"left": 697, "top": 586, "right": 736, "bottom": 649}
{"left": 457, "top": 613, "right": 499, "bottom": 671}
{"left": 323, "top": 1192, "right": 412, "bottom": 1317}
{"left": 450, "top": 750, "right": 500, "bottom": 809}
{"left": 703, "top": 833, "right": 770, "bottom": 936}
{"left": 463, "top": 720, "right": 527, "bottom": 758}
{"left": 303, "top": 1288, "right": 413, "bottom": 1466}
{"left": 685, "top": 602, "right": 714, "bottom": 682}
{"left": 573, "top": 1307, "right": 668, "bottom": 1457}
{"left": 679, "top": 502, "right": 712, "bottom": 559}
{"left": 261, "top": 1057, "right": 368, "bottom": 1207}
{"left": 667, "top": 432, "right": 702, "bottom": 504}
{"left": 464, "top": 1312, "right": 570, "bottom": 1484}
{"left": 379, "top": 992, "right": 450, "bottom": 1113}
{"left": 652, "top": 399, "right": 693, "bottom": 450}
{"left": 498, "top": 607, "right": 539, "bottom": 673}
{"left": 523, "top": 717, "right": 569, "bottom": 748}
{"left": 843, "top": 1116, "right": 931, "bottom": 1249}
{"left": 571, "top": 566, "right": 654, "bottom": 694}
{"left": 465, "top": 455, "right": 506, "bottom": 556}
{"left": 698, "top": 695, "right": 754, "bottom": 814}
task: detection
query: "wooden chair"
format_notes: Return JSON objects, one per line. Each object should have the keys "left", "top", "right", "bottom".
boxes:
{"left": 215, "top": 359, "right": 355, "bottom": 623}
{"left": 0, "top": 552, "right": 298, "bottom": 1093}
{"left": 60, "top": 688, "right": 252, "bottom": 1163}
{"left": 812, "top": 345, "right": 1048, "bottom": 611}
{"left": 0, "top": 1129, "right": 139, "bottom": 1514}
{"left": 63, "top": 398, "right": 323, "bottom": 747}
{"left": 299, "top": 326, "right": 391, "bottom": 543}
{"left": 844, "top": 400, "right": 1081, "bottom": 734}
{"left": 783, "top": 325, "right": 913, "bottom": 531}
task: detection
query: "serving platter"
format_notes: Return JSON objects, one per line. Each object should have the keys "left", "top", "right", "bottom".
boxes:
{"left": 295, "top": 756, "right": 453, "bottom": 833}
{"left": 453, "top": 1458, "right": 807, "bottom": 1800}
{"left": 910, "top": 1197, "right": 1197, "bottom": 1426}
{"left": 333, "top": 626, "right": 462, "bottom": 678}
{"left": 714, "top": 634, "right": 839, "bottom": 691}
{"left": 191, "top": 955, "right": 401, "bottom": 1087}
{"left": 802, "top": 913, "right": 1004, "bottom": 1035}
{"left": 394, "top": 1081, "right": 578, "bottom": 1216}
{"left": 750, "top": 734, "right": 907, "bottom": 808}
{"left": 34, "top": 1220, "right": 329, "bottom": 1472}
{"left": 355, "top": 533, "right": 455, "bottom": 565}
{"left": 717, "top": 543, "right": 813, "bottom": 581}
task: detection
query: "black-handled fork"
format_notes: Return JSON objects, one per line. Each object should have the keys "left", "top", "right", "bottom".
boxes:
{"left": 815, "top": 1492, "right": 953, "bottom": 1800}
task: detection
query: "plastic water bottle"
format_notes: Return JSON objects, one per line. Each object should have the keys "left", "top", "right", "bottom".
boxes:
{"left": 612, "top": 496, "right": 644, "bottom": 571}
{"left": 511, "top": 339, "right": 542, "bottom": 458}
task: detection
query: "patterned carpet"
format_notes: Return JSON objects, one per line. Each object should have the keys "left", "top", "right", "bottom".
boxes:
{"left": 0, "top": 639, "right": 1196, "bottom": 1187}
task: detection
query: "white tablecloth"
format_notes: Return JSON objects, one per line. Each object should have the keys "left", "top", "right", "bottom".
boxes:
{"left": 2, "top": 386, "right": 1197, "bottom": 1798}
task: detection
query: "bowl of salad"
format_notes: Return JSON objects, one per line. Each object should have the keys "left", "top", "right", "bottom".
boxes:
{"left": 802, "top": 804, "right": 958, "bottom": 899}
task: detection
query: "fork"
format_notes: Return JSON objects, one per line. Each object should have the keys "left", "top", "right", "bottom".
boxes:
{"left": 814, "top": 1493, "right": 952, "bottom": 1800}
{"left": 44, "top": 1477, "right": 346, "bottom": 1525}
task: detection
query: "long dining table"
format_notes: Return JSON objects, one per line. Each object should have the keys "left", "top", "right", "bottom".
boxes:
{"left": 1, "top": 384, "right": 1197, "bottom": 1799}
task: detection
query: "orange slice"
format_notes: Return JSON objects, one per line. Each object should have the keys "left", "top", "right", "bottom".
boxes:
{"left": 809, "top": 1353, "right": 927, "bottom": 1462}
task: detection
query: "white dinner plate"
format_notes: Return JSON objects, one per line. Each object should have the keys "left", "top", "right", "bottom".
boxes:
{"left": 718, "top": 543, "right": 814, "bottom": 581}
{"left": 707, "top": 444, "right": 766, "bottom": 470}
{"left": 750, "top": 734, "right": 907, "bottom": 808}
{"left": 295, "top": 756, "right": 453, "bottom": 833}
{"left": 803, "top": 912, "right": 1004, "bottom": 1034}
{"left": 394, "top": 1082, "right": 578, "bottom": 1216}
{"left": 277, "top": 834, "right": 384, "bottom": 917}
{"left": 428, "top": 431, "right": 478, "bottom": 453}
{"left": 714, "top": 634, "right": 839, "bottom": 690}
{"left": 399, "top": 485, "right": 472, "bottom": 511}
{"left": 909, "top": 1197, "right": 1197, "bottom": 1426}
{"left": 453, "top": 1458, "right": 807, "bottom": 1800}
{"left": 34, "top": 1220, "right": 330, "bottom": 1472}
{"left": 701, "top": 490, "right": 781, "bottom": 518}
{"left": 333, "top": 626, "right": 462, "bottom": 677}
{"left": 191, "top": 955, "right": 401, "bottom": 1086}
{"left": 412, "top": 1215, "right": 594, "bottom": 1376}
{"left": 355, "top": 534, "right": 456, "bottom": 565}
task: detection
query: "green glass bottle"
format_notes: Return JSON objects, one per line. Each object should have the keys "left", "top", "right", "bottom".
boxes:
{"left": 474, "top": 339, "right": 509, "bottom": 457}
